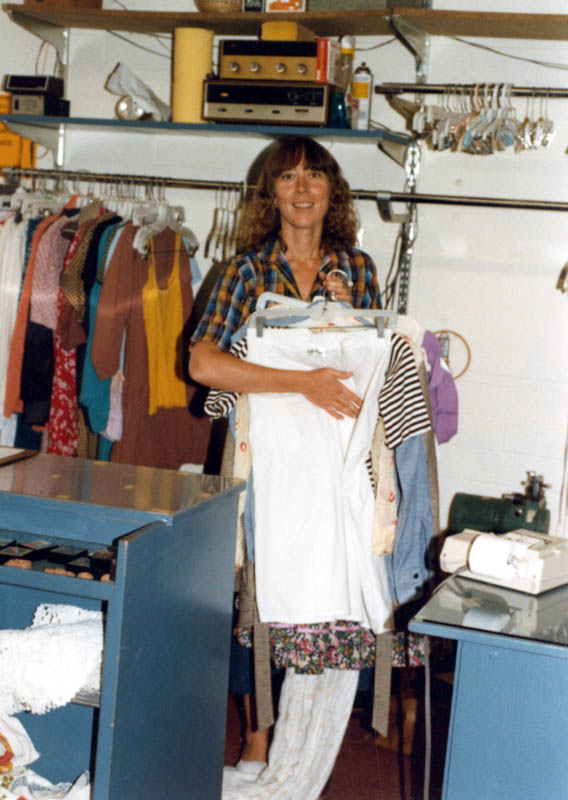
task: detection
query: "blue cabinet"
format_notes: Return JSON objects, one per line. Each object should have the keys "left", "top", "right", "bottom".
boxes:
{"left": 410, "top": 575, "right": 568, "bottom": 800}
{"left": 0, "top": 453, "right": 242, "bottom": 799}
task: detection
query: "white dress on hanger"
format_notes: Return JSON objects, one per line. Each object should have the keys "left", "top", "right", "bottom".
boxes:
{"left": 247, "top": 325, "right": 393, "bottom": 634}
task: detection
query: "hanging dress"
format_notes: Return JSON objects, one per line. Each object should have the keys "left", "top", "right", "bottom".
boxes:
{"left": 142, "top": 235, "right": 187, "bottom": 415}
{"left": 91, "top": 225, "right": 211, "bottom": 469}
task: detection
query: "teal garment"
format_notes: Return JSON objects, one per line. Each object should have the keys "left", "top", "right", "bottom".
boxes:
{"left": 79, "top": 222, "right": 125, "bottom": 441}
{"left": 96, "top": 433, "right": 114, "bottom": 461}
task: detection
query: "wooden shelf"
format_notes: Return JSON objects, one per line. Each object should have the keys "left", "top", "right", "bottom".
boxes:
{"left": 3, "top": 6, "right": 391, "bottom": 37}
{"left": 399, "top": 9, "right": 568, "bottom": 40}
{"left": 5, "top": 5, "right": 568, "bottom": 40}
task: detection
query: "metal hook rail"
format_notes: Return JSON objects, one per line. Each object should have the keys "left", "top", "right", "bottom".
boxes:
{"left": 375, "top": 82, "right": 568, "bottom": 98}
{"left": 4, "top": 166, "right": 568, "bottom": 214}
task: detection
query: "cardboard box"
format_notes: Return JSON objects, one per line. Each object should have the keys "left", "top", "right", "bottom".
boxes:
{"left": 0, "top": 95, "right": 36, "bottom": 169}
{"left": 261, "top": 21, "right": 315, "bottom": 40}
{"left": 0, "top": 125, "right": 35, "bottom": 169}
{"left": 266, "top": 0, "right": 306, "bottom": 12}
{"left": 316, "top": 37, "right": 341, "bottom": 84}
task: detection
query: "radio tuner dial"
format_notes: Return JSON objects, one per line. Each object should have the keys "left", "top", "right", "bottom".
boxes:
{"left": 275, "top": 62, "right": 287, "bottom": 74}
{"left": 228, "top": 62, "right": 240, "bottom": 73}
{"left": 296, "top": 63, "right": 308, "bottom": 75}
{"left": 249, "top": 62, "right": 261, "bottom": 73}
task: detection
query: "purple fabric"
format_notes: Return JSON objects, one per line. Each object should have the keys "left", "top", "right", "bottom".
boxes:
{"left": 422, "top": 330, "right": 458, "bottom": 444}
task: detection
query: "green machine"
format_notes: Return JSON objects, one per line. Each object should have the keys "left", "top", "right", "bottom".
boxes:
{"left": 447, "top": 471, "right": 550, "bottom": 535}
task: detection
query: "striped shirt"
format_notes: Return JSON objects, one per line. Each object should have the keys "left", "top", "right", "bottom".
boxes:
{"left": 379, "top": 334, "right": 431, "bottom": 449}
{"left": 191, "top": 237, "right": 381, "bottom": 352}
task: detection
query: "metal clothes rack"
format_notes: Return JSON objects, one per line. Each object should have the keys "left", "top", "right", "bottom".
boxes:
{"left": 5, "top": 166, "right": 568, "bottom": 214}
{"left": 2, "top": 166, "right": 229, "bottom": 194}
{"left": 375, "top": 83, "right": 568, "bottom": 98}
{"left": 5, "top": 165, "right": 568, "bottom": 313}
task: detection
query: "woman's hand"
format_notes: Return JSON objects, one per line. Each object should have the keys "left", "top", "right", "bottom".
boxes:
{"left": 299, "top": 368, "right": 362, "bottom": 420}
{"left": 190, "top": 342, "right": 362, "bottom": 419}
{"left": 319, "top": 271, "right": 352, "bottom": 303}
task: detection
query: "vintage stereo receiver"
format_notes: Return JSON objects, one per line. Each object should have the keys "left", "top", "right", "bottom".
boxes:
{"left": 219, "top": 39, "right": 318, "bottom": 82}
{"left": 10, "top": 94, "right": 70, "bottom": 116}
{"left": 203, "top": 79, "right": 331, "bottom": 126}
{"left": 3, "top": 75, "right": 64, "bottom": 96}
{"left": 2, "top": 75, "right": 69, "bottom": 116}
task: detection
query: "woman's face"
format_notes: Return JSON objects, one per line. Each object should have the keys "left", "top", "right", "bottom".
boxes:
{"left": 273, "top": 154, "right": 330, "bottom": 237}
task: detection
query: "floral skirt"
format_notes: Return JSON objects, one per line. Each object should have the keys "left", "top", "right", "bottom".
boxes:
{"left": 235, "top": 623, "right": 441, "bottom": 674}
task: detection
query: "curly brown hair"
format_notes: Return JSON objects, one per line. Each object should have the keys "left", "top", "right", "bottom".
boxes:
{"left": 240, "top": 136, "right": 359, "bottom": 252}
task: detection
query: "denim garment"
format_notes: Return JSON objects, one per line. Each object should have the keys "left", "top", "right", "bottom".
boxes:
{"left": 385, "top": 434, "right": 434, "bottom": 607}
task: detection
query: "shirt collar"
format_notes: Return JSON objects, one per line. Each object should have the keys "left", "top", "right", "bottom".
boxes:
{"left": 258, "top": 235, "right": 282, "bottom": 264}
{"left": 258, "top": 235, "right": 338, "bottom": 269}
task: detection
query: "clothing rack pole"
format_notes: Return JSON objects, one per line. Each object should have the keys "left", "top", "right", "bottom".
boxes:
{"left": 4, "top": 166, "right": 568, "bottom": 213}
{"left": 372, "top": 191, "right": 568, "bottom": 213}
{"left": 2, "top": 166, "right": 238, "bottom": 193}
{"left": 375, "top": 82, "right": 568, "bottom": 98}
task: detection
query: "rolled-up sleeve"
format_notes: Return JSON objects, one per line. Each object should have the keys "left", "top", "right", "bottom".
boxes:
{"left": 191, "top": 258, "right": 252, "bottom": 351}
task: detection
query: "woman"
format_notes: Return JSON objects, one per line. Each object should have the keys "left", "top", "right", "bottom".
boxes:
{"left": 189, "top": 136, "right": 383, "bottom": 787}
{"left": 190, "top": 135, "right": 382, "bottom": 419}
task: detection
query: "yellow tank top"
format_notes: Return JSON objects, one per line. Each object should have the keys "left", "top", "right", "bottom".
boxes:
{"left": 142, "top": 235, "right": 187, "bottom": 415}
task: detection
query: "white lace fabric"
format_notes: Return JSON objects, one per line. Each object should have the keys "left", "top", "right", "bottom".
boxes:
{"left": 223, "top": 669, "right": 359, "bottom": 800}
{"left": 0, "top": 767, "right": 90, "bottom": 800}
{"left": 0, "top": 604, "right": 103, "bottom": 715}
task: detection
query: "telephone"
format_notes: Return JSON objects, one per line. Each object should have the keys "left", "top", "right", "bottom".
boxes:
{"left": 440, "top": 528, "right": 568, "bottom": 595}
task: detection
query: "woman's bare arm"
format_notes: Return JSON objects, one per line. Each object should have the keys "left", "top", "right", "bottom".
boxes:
{"left": 189, "top": 340, "right": 362, "bottom": 420}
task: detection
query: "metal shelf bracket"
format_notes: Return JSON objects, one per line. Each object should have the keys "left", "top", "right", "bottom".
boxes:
{"left": 377, "top": 138, "right": 412, "bottom": 169}
{"left": 376, "top": 191, "right": 409, "bottom": 224}
{"left": 8, "top": 9, "right": 68, "bottom": 76}
{"left": 2, "top": 120, "right": 65, "bottom": 167}
{"left": 390, "top": 14, "right": 430, "bottom": 84}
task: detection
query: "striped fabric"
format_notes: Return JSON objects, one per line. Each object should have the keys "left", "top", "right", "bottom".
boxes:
{"left": 202, "top": 337, "right": 247, "bottom": 419}
{"left": 379, "top": 333, "right": 431, "bottom": 449}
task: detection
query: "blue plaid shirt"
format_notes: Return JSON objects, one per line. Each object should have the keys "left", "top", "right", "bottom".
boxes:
{"left": 191, "top": 238, "right": 381, "bottom": 352}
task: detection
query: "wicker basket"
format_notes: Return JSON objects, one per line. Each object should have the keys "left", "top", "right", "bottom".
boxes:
{"left": 195, "top": 0, "right": 241, "bottom": 12}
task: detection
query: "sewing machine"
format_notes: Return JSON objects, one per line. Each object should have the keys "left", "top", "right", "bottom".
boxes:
{"left": 440, "top": 528, "right": 568, "bottom": 595}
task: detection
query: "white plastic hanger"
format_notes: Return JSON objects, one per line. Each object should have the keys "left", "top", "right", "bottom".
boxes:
{"left": 133, "top": 202, "right": 199, "bottom": 256}
{"left": 250, "top": 294, "right": 398, "bottom": 338}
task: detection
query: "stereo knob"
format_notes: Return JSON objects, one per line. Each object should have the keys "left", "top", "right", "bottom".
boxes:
{"left": 287, "top": 89, "right": 299, "bottom": 104}
{"left": 296, "top": 63, "right": 308, "bottom": 75}
{"left": 249, "top": 62, "right": 261, "bottom": 73}
{"left": 275, "top": 62, "right": 287, "bottom": 74}
{"left": 228, "top": 61, "right": 240, "bottom": 73}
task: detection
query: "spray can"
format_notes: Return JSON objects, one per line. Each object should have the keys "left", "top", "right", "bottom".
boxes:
{"left": 338, "top": 35, "right": 355, "bottom": 92}
{"left": 351, "top": 61, "right": 373, "bottom": 130}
